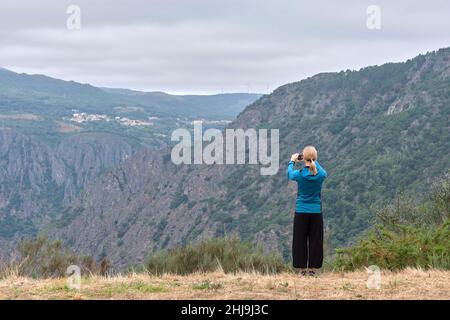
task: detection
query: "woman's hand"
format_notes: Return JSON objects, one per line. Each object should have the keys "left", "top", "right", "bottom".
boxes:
{"left": 291, "top": 153, "right": 300, "bottom": 162}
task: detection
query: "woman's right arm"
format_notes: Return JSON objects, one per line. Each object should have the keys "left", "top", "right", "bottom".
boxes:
{"left": 287, "top": 158, "right": 301, "bottom": 181}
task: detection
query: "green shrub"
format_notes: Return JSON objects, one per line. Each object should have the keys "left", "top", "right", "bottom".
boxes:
{"left": 333, "top": 220, "right": 450, "bottom": 271}
{"left": 145, "top": 236, "right": 289, "bottom": 275}
{"left": 0, "top": 235, "right": 109, "bottom": 278}
{"left": 332, "top": 174, "right": 450, "bottom": 271}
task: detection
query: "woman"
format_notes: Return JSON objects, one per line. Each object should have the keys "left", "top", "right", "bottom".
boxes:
{"left": 287, "top": 146, "right": 327, "bottom": 277}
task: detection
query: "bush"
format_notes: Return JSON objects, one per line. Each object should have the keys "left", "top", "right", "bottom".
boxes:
{"left": 145, "top": 236, "right": 289, "bottom": 275}
{"left": 0, "top": 235, "right": 110, "bottom": 278}
{"left": 332, "top": 220, "right": 450, "bottom": 271}
{"left": 332, "top": 174, "right": 450, "bottom": 271}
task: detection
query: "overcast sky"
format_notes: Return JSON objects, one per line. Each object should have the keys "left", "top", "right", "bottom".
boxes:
{"left": 1, "top": 0, "right": 449, "bottom": 94}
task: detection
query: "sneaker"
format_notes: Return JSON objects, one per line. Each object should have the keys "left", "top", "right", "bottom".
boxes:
{"left": 308, "top": 270, "right": 318, "bottom": 277}
{"left": 299, "top": 270, "right": 308, "bottom": 277}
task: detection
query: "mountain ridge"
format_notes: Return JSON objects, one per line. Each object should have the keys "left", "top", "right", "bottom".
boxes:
{"left": 0, "top": 67, "right": 262, "bottom": 110}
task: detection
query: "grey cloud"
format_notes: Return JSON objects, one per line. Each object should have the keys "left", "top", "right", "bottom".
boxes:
{"left": 1, "top": 0, "right": 449, "bottom": 93}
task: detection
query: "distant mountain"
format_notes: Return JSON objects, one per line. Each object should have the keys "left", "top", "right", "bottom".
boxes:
{"left": 0, "top": 68, "right": 261, "bottom": 147}
{"left": 102, "top": 87, "right": 261, "bottom": 120}
{"left": 53, "top": 48, "right": 450, "bottom": 268}
{"left": 0, "top": 67, "right": 260, "bottom": 120}
{"left": 0, "top": 67, "right": 115, "bottom": 117}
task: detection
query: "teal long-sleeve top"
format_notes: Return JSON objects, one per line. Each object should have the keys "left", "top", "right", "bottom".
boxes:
{"left": 287, "top": 160, "right": 327, "bottom": 213}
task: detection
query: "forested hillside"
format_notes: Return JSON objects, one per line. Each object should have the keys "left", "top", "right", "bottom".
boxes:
{"left": 54, "top": 48, "right": 450, "bottom": 268}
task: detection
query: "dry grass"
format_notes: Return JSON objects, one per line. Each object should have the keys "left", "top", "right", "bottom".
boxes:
{"left": 0, "top": 269, "right": 448, "bottom": 300}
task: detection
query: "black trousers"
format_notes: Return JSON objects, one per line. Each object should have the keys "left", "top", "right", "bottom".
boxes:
{"left": 292, "top": 213, "right": 323, "bottom": 269}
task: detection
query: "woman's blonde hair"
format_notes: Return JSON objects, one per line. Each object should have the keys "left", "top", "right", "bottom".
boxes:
{"left": 302, "top": 146, "right": 318, "bottom": 175}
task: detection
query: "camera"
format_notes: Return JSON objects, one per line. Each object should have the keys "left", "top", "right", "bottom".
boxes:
{"left": 297, "top": 153, "right": 304, "bottom": 161}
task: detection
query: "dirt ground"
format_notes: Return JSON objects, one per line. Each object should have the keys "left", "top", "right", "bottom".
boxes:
{"left": 0, "top": 268, "right": 448, "bottom": 300}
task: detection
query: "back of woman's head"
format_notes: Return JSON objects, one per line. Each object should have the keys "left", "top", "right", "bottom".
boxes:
{"left": 302, "top": 146, "right": 318, "bottom": 175}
